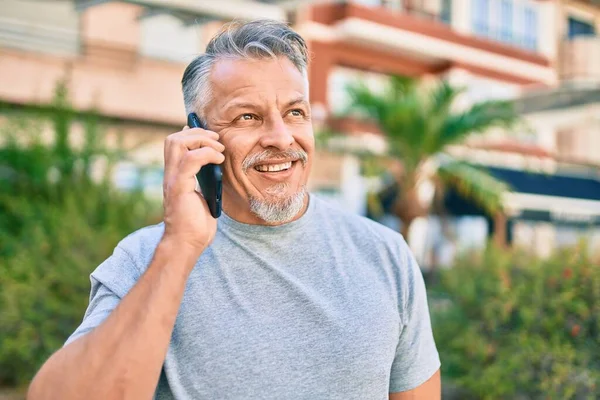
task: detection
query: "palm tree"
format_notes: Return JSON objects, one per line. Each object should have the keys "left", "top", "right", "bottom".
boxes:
{"left": 339, "top": 76, "right": 517, "bottom": 239}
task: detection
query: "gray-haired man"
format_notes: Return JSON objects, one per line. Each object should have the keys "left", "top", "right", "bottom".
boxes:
{"left": 28, "top": 20, "right": 441, "bottom": 400}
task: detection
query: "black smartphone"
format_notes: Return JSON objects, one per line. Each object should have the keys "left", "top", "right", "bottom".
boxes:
{"left": 187, "top": 112, "right": 222, "bottom": 218}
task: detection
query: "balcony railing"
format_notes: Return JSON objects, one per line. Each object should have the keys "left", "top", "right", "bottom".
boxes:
{"left": 560, "top": 36, "right": 600, "bottom": 84}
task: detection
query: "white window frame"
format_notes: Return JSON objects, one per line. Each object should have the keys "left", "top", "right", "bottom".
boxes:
{"left": 471, "top": 0, "right": 539, "bottom": 51}
{"left": 139, "top": 13, "right": 201, "bottom": 63}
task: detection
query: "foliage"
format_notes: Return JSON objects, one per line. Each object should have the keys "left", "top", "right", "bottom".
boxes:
{"left": 0, "top": 83, "right": 161, "bottom": 387}
{"left": 436, "top": 157, "right": 511, "bottom": 218}
{"left": 430, "top": 243, "right": 600, "bottom": 400}
{"left": 339, "top": 76, "right": 519, "bottom": 234}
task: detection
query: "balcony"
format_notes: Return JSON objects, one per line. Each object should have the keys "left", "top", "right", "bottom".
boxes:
{"left": 0, "top": 17, "right": 80, "bottom": 57}
{"left": 560, "top": 36, "right": 600, "bottom": 85}
{"left": 0, "top": 0, "right": 80, "bottom": 57}
{"left": 308, "top": 1, "right": 553, "bottom": 84}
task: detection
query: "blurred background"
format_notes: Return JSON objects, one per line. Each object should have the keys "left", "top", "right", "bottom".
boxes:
{"left": 0, "top": 0, "right": 599, "bottom": 399}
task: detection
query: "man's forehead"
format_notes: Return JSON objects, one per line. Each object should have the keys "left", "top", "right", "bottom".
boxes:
{"left": 209, "top": 57, "right": 308, "bottom": 98}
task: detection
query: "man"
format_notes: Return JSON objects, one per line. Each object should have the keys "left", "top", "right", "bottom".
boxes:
{"left": 28, "top": 20, "right": 441, "bottom": 400}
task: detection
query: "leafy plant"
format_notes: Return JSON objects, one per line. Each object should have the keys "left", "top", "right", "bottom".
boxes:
{"left": 431, "top": 242, "right": 600, "bottom": 399}
{"left": 0, "top": 82, "right": 161, "bottom": 387}
{"left": 337, "top": 76, "right": 518, "bottom": 237}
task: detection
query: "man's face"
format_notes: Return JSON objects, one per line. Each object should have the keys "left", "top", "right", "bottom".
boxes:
{"left": 203, "top": 57, "right": 314, "bottom": 225}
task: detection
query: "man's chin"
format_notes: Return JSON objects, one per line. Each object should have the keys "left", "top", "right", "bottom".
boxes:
{"left": 248, "top": 188, "right": 307, "bottom": 225}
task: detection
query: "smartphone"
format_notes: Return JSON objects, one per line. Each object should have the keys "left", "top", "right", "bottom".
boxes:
{"left": 187, "top": 112, "right": 222, "bottom": 218}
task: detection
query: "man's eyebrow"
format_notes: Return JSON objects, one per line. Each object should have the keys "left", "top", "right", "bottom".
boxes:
{"left": 221, "top": 97, "right": 309, "bottom": 114}
{"left": 221, "top": 101, "right": 258, "bottom": 114}
{"left": 284, "top": 97, "right": 309, "bottom": 108}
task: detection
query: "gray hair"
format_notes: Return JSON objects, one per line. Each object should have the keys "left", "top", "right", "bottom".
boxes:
{"left": 181, "top": 19, "right": 309, "bottom": 123}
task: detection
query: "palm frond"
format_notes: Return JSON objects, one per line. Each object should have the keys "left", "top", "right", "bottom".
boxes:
{"left": 344, "top": 80, "right": 390, "bottom": 122}
{"left": 422, "top": 81, "right": 462, "bottom": 154}
{"left": 437, "top": 160, "right": 511, "bottom": 216}
{"left": 389, "top": 75, "right": 417, "bottom": 101}
{"left": 382, "top": 97, "right": 426, "bottom": 168}
{"left": 345, "top": 77, "right": 425, "bottom": 171}
{"left": 342, "top": 75, "right": 520, "bottom": 194}
{"left": 437, "top": 100, "right": 517, "bottom": 153}
{"left": 430, "top": 80, "right": 461, "bottom": 112}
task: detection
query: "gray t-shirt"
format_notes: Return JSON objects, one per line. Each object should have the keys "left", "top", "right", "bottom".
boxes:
{"left": 66, "top": 194, "right": 440, "bottom": 399}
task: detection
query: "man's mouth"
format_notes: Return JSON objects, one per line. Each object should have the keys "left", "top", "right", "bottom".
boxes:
{"left": 254, "top": 161, "right": 294, "bottom": 173}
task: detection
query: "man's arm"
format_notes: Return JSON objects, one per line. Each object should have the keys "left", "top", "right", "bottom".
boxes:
{"left": 389, "top": 369, "right": 441, "bottom": 400}
{"left": 27, "top": 239, "right": 198, "bottom": 400}
{"left": 27, "top": 126, "right": 225, "bottom": 400}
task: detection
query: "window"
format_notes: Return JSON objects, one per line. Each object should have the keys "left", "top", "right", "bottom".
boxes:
{"left": 471, "top": 0, "right": 539, "bottom": 51}
{"left": 567, "top": 17, "right": 596, "bottom": 39}
{"left": 381, "top": 0, "right": 402, "bottom": 10}
{"left": 513, "top": 2, "right": 526, "bottom": 48}
{"left": 352, "top": 0, "right": 402, "bottom": 9}
{"left": 488, "top": 0, "right": 502, "bottom": 40}
{"left": 500, "top": 0, "right": 513, "bottom": 43}
{"left": 408, "top": 0, "right": 444, "bottom": 18}
{"left": 140, "top": 14, "right": 201, "bottom": 63}
{"left": 523, "top": 6, "right": 538, "bottom": 50}
{"left": 352, "top": 0, "right": 382, "bottom": 6}
{"left": 472, "top": 0, "right": 490, "bottom": 36}
{"left": 441, "top": 0, "right": 452, "bottom": 24}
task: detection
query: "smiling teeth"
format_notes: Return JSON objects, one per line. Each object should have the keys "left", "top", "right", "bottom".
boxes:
{"left": 255, "top": 162, "right": 292, "bottom": 172}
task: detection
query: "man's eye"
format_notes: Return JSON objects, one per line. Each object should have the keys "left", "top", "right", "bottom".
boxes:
{"left": 238, "top": 114, "right": 255, "bottom": 121}
{"left": 289, "top": 109, "right": 304, "bottom": 117}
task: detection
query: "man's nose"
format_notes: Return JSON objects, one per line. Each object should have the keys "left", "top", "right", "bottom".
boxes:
{"left": 259, "top": 115, "right": 295, "bottom": 150}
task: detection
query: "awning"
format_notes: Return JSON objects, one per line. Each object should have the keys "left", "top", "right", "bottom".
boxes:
{"left": 376, "top": 165, "right": 600, "bottom": 227}
{"left": 448, "top": 166, "right": 600, "bottom": 227}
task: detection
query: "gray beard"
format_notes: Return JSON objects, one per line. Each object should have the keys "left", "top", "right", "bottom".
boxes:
{"left": 249, "top": 185, "right": 307, "bottom": 225}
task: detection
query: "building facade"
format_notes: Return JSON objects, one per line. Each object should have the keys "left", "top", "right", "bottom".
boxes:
{"left": 1, "top": 0, "right": 599, "bottom": 260}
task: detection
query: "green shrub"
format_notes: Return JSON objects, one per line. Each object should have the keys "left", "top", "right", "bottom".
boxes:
{"left": 0, "top": 83, "right": 161, "bottom": 387}
{"left": 431, "top": 243, "right": 600, "bottom": 399}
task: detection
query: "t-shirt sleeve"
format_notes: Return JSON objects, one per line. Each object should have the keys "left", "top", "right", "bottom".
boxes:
{"left": 389, "top": 238, "right": 441, "bottom": 393}
{"left": 64, "top": 245, "right": 140, "bottom": 346}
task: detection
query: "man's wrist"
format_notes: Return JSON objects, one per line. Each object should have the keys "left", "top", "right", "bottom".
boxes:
{"left": 157, "top": 235, "right": 205, "bottom": 272}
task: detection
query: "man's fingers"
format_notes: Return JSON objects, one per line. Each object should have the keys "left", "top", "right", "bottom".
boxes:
{"left": 164, "top": 131, "right": 223, "bottom": 180}
{"left": 168, "top": 148, "right": 225, "bottom": 195}
{"left": 179, "top": 147, "right": 225, "bottom": 177}
{"left": 182, "top": 127, "right": 219, "bottom": 141}
{"left": 167, "top": 134, "right": 224, "bottom": 153}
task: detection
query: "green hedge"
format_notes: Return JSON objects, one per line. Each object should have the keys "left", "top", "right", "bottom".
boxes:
{"left": 2, "top": 84, "right": 599, "bottom": 398}
{"left": 431, "top": 243, "right": 600, "bottom": 399}
{"left": 0, "top": 84, "right": 161, "bottom": 387}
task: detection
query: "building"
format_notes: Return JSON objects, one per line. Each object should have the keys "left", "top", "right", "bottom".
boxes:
{"left": 293, "top": 0, "right": 600, "bottom": 263}
{"left": 0, "top": 0, "right": 289, "bottom": 196}
{"left": 1, "top": 0, "right": 599, "bottom": 260}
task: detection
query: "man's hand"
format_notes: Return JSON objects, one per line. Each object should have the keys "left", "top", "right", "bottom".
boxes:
{"left": 162, "top": 125, "right": 225, "bottom": 255}
{"left": 26, "top": 124, "right": 225, "bottom": 400}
